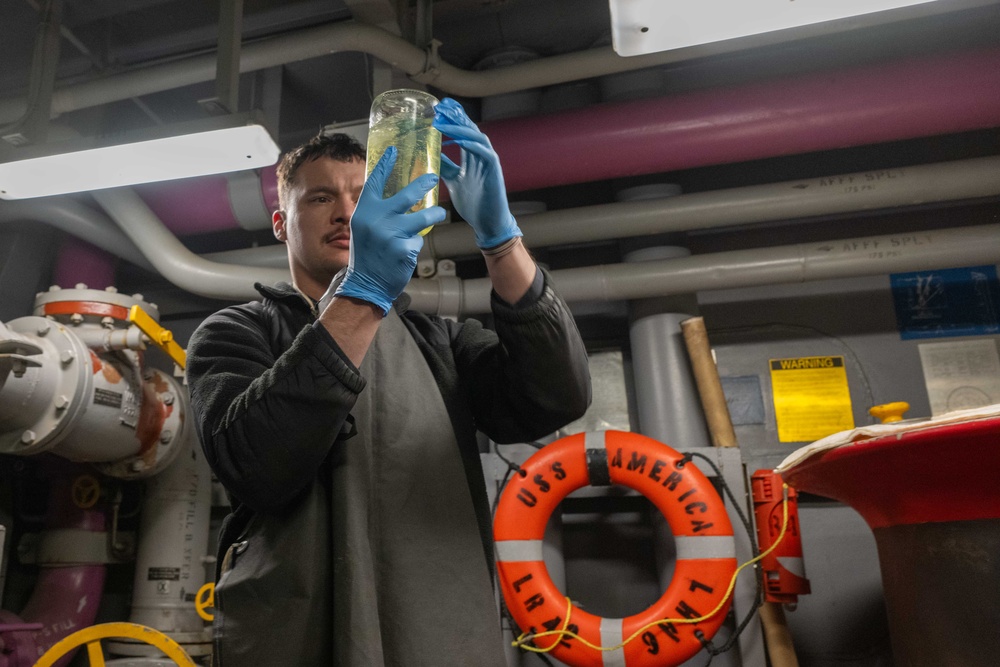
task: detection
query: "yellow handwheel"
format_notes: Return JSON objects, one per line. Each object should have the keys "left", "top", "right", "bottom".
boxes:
{"left": 71, "top": 475, "right": 102, "bottom": 509}
{"left": 34, "top": 622, "right": 197, "bottom": 667}
{"left": 196, "top": 582, "right": 215, "bottom": 622}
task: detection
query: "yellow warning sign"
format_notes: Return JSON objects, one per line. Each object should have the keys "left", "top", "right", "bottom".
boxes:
{"left": 769, "top": 355, "right": 854, "bottom": 443}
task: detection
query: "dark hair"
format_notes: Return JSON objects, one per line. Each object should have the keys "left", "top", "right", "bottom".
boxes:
{"left": 275, "top": 132, "right": 367, "bottom": 208}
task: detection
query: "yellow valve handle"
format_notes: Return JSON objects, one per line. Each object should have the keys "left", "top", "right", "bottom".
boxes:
{"left": 34, "top": 622, "right": 197, "bottom": 667}
{"left": 71, "top": 474, "right": 102, "bottom": 509}
{"left": 196, "top": 582, "right": 215, "bottom": 621}
{"left": 128, "top": 305, "right": 187, "bottom": 370}
{"left": 869, "top": 401, "right": 911, "bottom": 424}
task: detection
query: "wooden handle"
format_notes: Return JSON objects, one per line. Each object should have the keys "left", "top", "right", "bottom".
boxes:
{"left": 680, "top": 316, "right": 800, "bottom": 667}
{"left": 759, "top": 601, "right": 801, "bottom": 667}
{"left": 679, "top": 316, "right": 737, "bottom": 448}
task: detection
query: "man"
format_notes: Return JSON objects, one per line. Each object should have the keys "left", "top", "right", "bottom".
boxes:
{"left": 186, "top": 97, "right": 590, "bottom": 666}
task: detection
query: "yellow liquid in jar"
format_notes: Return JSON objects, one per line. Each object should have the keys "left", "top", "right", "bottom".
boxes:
{"left": 366, "top": 113, "right": 441, "bottom": 234}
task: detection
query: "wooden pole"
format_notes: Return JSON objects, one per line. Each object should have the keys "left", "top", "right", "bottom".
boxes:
{"left": 680, "top": 316, "right": 800, "bottom": 667}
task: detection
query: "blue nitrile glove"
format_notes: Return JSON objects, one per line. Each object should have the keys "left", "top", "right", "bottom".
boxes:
{"left": 334, "top": 146, "right": 446, "bottom": 315}
{"left": 432, "top": 97, "right": 522, "bottom": 250}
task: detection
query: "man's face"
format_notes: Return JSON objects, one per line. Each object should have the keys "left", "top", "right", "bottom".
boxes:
{"left": 273, "top": 156, "right": 366, "bottom": 297}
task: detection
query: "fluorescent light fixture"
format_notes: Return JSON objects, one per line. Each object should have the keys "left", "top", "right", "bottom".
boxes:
{"left": 0, "top": 112, "right": 280, "bottom": 200}
{"left": 610, "top": 0, "right": 941, "bottom": 57}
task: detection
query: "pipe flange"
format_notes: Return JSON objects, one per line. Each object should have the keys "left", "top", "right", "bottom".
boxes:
{"left": 34, "top": 286, "right": 159, "bottom": 323}
{"left": 93, "top": 368, "right": 188, "bottom": 480}
{"left": 0, "top": 316, "right": 92, "bottom": 455}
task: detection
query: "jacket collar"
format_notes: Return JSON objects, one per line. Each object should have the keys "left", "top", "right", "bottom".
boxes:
{"left": 253, "top": 281, "right": 412, "bottom": 315}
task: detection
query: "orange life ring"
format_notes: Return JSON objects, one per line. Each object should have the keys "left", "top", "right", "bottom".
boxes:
{"left": 494, "top": 431, "right": 738, "bottom": 667}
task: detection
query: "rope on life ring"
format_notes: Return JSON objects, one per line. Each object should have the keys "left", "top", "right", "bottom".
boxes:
{"left": 494, "top": 430, "right": 738, "bottom": 667}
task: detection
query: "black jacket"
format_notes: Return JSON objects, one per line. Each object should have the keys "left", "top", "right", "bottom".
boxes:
{"left": 188, "top": 275, "right": 590, "bottom": 519}
{"left": 186, "top": 276, "right": 591, "bottom": 665}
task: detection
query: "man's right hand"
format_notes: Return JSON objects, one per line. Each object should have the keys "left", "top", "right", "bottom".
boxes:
{"left": 334, "top": 146, "right": 446, "bottom": 315}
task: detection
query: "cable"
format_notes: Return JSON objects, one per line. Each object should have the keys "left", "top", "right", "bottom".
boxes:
{"left": 490, "top": 441, "right": 544, "bottom": 517}
{"left": 685, "top": 452, "right": 764, "bottom": 658}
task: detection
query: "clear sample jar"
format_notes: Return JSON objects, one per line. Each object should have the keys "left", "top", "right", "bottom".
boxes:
{"left": 366, "top": 89, "right": 441, "bottom": 226}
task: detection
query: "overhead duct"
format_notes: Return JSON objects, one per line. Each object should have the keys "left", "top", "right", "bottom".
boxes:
{"left": 405, "top": 224, "right": 1000, "bottom": 316}
{"left": 130, "top": 46, "right": 1000, "bottom": 236}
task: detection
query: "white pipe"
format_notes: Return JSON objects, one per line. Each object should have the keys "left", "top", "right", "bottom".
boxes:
{"left": 406, "top": 224, "right": 1000, "bottom": 315}
{"left": 128, "top": 428, "right": 213, "bottom": 637}
{"left": 205, "top": 244, "right": 289, "bottom": 269}
{"left": 205, "top": 154, "right": 1000, "bottom": 268}
{"left": 428, "top": 155, "right": 1000, "bottom": 258}
{"left": 0, "top": 198, "right": 153, "bottom": 270}
{"left": 92, "top": 188, "right": 289, "bottom": 301}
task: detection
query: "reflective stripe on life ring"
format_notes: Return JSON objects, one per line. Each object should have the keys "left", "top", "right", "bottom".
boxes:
{"left": 494, "top": 431, "right": 738, "bottom": 667}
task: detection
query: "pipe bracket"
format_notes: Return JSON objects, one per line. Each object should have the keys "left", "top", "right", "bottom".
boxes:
{"left": 411, "top": 39, "right": 443, "bottom": 85}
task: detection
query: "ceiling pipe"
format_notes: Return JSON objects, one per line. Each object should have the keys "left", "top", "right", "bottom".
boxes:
{"left": 0, "top": 16, "right": 862, "bottom": 125}
{"left": 203, "top": 154, "right": 1000, "bottom": 267}
{"left": 128, "top": 45, "right": 1000, "bottom": 237}
{"left": 483, "top": 46, "right": 1000, "bottom": 194}
{"left": 52, "top": 239, "right": 117, "bottom": 289}
{"left": 91, "top": 188, "right": 289, "bottom": 301}
{"left": 430, "top": 155, "right": 1000, "bottom": 258}
{"left": 0, "top": 198, "right": 153, "bottom": 271}
{"left": 405, "top": 224, "right": 1000, "bottom": 316}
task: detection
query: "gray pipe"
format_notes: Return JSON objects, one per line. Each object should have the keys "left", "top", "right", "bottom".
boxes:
{"left": 91, "top": 188, "right": 289, "bottom": 301}
{"left": 428, "top": 155, "right": 1000, "bottom": 258}
{"left": 0, "top": 198, "right": 153, "bottom": 271}
{"left": 0, "top": 18, "right": 868, "bottom": 125}
{"left": 406, "top": 224, "right": 1000, "bottom": 315}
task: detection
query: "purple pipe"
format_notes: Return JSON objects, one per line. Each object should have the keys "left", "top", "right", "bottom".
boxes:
{"left": 130, "top": 46, "right": 1000, "bottom": 235}
{"left": 18, "top": 566, "right": 108, "bottom": 667}
{"left": 261, "top": 166, "right": 279, "bottom": 215}
{"left": 483, "top": 46, "right": 1000, "bottom": 192}
{"left": 52, "top": 239, "right": 117, "bottom": 290}
{"left": 0, "top": 613, "right": 41, "bottom": 667}
{"left": 136, "top": 173, "right": 247, "bottom": 235}
{"left": 0, "top": 463, "right": 108, "bottom": 667}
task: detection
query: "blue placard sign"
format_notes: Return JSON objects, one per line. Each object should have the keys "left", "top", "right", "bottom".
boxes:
{"left": 891, "top": 265, "right": 1000, "bottom": 340}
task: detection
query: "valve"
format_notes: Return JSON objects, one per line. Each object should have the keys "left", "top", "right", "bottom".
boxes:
{"left": 195, "top": 582, "right": 215, "bottom": 622}
{"left": 128, "top": 305, "right": 187, "bottom": 370}
{"left": 869, "top": 401, "right": 910, "bottom": 424}
{"left": 34, "top": 622, "right": 197, "bottom": 667}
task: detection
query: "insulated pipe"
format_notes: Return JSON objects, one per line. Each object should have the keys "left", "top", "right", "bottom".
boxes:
{"left": 428, "top": 155, "right": 1000, "bottom": 258}
{"left": 52, "top": 239, "right": 116, "bottom": 290}
{"left": 91, "top": 188, "right": 289, "bottom": 301}
{"left": 405, "top": 224, "right": 1000, "bottom": 315}
{"left": 0, "top": 199, "right": 152, "bottom": 271}
{"left": 123, "top": 47, "right": 1000, "bottom": 236}
{"left": 626, "top": 247, "right": 709, "bottom": 450}
{"left": 123, "top": 431, "right": 212, "bottom": 643}
{"left": 481, "top": 47, "right": 1000, "bottom": 194}
{"left": 9, "top": 464, "right": 108, "bottom": 667}
{"left": 0, "top": 18, "right": 843, "bottom": 125}
{"left": 204, "top": 154, "right": 1000, "bottom": 269}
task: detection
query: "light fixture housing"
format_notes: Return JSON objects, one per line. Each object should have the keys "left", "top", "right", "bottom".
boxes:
{"left": 0, "top": 112, "right": 281, "bottom": 200}
{"left": 608, "top": 0, "right": 951, "bottom": 57}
